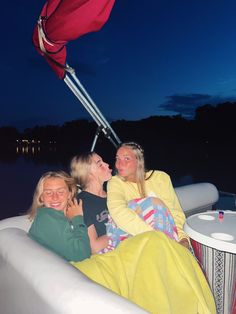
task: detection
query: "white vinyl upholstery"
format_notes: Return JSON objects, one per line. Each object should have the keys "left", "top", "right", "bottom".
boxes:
{"left": 0, "top": 228, "right": 145, "bottom": 314}
{"left": 0, "top": 214, "right": 31, "bottom": 231}
{"left": 175, "top": 182, "right": 219, "bottom": 217}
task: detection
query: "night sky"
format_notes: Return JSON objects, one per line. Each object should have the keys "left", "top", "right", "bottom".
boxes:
{"left": 1, "top": 0, "right": 236, "bottom": 130}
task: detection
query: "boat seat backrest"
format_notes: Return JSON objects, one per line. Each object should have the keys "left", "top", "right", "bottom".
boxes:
{"left": 175, "top": 182, "right": 219, "bottom": 217}
{"left": 0, "top": 183, "right": 219, "bottom": 232}
{"left": 0, "top": 214, "right": 31, "bottom": 231}
{"left": 0, "top": 228, "right": 145, "bottom": 314}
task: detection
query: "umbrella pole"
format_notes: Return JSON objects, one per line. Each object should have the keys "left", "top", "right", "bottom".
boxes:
{"left": 91, "top": 125, "right": 104, "bottom": 152}
{"left": 69, "top": 69, "right": 121, "bottom": 144}
{"left": 64, "top": 69, "right": 121, "bottom": 151}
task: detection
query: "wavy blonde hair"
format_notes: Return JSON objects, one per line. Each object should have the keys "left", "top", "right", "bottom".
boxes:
{"left": 28, "top": 171, "right": 77, "bottom": 220}
{"left": 70, "top": 152, "right": 95, "bottom": 190}
{"left": 117, "top": 142, "right": 147, "bottom": 197}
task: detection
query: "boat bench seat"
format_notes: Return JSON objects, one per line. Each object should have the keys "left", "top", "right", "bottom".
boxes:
{"left": 175, "top": 182, "right": 219, "bottom": 217}
{"left": 0, "top": 182, "right": 219, "bottom": 314}
{"left": 0, "top": 227, "right": 145, "bottom": 314}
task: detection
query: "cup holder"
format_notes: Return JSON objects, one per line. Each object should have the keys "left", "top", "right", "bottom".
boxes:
{"left": 198, "top": 215, "right": 215, "bottom": 221}
{"left": 211, "top": 233, "right": 234, "bottom": 242}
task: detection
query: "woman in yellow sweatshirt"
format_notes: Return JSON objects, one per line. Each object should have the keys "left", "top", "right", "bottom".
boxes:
{"left": 107, "top": 141, "right": 190, "bottom": 249}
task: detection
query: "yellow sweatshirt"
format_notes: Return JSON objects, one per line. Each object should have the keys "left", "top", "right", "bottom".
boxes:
{"left": 107, "top": 170, "right": 188, "bottom": 241}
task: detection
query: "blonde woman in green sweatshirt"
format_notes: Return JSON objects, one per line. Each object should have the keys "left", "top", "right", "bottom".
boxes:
{"left": 28, "top": 171, "right": 91, "bottom": 261}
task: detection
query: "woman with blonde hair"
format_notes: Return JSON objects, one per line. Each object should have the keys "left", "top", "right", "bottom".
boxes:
{"left": 28, "top": 171, "right": 91, "bottom": 261}
{"left": 70, "top": 152, "right": 113, "bottom": 253}
{"left": 107, "top": 142, "right": 190, "bottom": 249}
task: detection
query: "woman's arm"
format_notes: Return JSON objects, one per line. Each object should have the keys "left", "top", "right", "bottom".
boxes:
{"left": 87, "top": 224, "right": 109, "bottom": 254}
{"left": 28, "top": 207, "right": 91, "bottom": 262}
{"left": 107, "top": 177, "right": 153, "bottom": 236}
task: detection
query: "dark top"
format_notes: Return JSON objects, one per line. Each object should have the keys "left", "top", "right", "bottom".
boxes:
{"left": 28, "top": 207, "right": 91, "bottom": 262}
{"left": 77, "top": 191, "right": 108, "bottom": 237}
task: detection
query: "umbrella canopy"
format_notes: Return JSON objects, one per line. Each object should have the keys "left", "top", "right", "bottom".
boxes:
{"left": 33, "top": 0, "right": 115, "bottom": 79}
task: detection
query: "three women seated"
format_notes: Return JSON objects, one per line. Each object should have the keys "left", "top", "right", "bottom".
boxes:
{"left": 28, "top": 142, "right": 216, "bottom": 313}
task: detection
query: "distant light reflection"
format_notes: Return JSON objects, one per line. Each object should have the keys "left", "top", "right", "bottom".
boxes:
{"left": 15, "top": 138, "right": 56, "bottom": 154}
{"left": 16, "top": 145, "right": 41, "bottom": 154}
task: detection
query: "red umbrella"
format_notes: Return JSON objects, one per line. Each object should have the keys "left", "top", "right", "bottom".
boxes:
{"left": 33, "top": 0, "right": 115, "bottom": 79}
{"left": 32, "top": 0, "right": 121, "bottom": 149}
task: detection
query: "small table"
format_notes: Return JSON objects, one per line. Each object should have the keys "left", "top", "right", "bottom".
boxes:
{"left": 184, "top": 211, "right": 236, "bottom": 314}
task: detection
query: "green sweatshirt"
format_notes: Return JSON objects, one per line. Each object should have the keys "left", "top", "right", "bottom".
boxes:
{"left": 28, "top": 207, "right": 91, "bottom": 262}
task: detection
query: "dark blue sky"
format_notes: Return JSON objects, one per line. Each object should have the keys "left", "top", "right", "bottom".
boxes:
{"left": 1, "top": 0, "right": 236, "bottom": 130}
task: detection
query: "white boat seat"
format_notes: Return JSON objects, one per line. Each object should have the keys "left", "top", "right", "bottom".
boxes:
{"left": 0, "top": 182, "right": 219, "bottom": 313}
{"left": 175, "top": 182, "right": 219, "bottom": 217}
{"left": 0, "top": 214, "right": 31, "bottom": 231}
{"left": 0, "top": 227, "right": 145, "bottom": 314}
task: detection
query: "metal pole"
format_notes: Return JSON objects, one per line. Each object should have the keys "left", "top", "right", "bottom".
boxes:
{"left": 64, "top": 67, "right": 121, "bottom": 150}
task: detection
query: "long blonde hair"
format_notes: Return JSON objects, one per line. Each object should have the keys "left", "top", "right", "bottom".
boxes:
{"left": 28, "top": 171, "right": 77, "bottom": 220}
{"left": 117, "top": 142, "right": 147, "bottom": 197}
{"left": 70, "top": 152, "right": 95, "bottom": 190}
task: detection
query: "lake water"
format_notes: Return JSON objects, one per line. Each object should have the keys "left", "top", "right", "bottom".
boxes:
{"left": 0, "top": 145, "right": 235, "bottom": 220}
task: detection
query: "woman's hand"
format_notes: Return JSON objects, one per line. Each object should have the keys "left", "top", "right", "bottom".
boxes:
{"left": 65, "top": 198, "right": 83, "bottom": 220}
{"left": 179, "top": 238, "right": 190, "bottom": 250}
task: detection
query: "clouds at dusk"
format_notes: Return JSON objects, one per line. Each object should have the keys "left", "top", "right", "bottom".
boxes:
{"left": 1, "top": 0, "right": 236, "bottom": 128}
{"left": 160, "top": 93, "right": 236, "bottom": 118}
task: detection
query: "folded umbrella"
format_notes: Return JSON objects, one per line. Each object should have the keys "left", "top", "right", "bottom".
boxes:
{"left": 33, "top": 0, "right": 115, "bottom": 79}
{"left": 32, "top": 0, "right": 121, "bottom": 149}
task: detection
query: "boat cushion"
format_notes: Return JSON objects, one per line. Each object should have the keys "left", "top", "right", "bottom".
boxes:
{"left": 0, "top": 228, "right": 144, "bottom": 314}
{"left": 175, "top": 182, "right": 219, "bottom": 217}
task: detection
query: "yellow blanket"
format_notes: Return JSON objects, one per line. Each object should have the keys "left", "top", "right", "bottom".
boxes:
{"left": 72, "top": 231, "right": 216, "bottom": 314}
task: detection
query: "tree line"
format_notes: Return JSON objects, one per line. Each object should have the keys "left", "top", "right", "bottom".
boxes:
{"left": 1, "top": 102, "right": 235, "bottom": 157}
